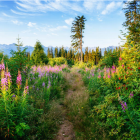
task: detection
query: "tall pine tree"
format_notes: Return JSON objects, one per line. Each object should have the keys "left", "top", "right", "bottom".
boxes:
{"left": 120, "top": 0, "right": 140, "bottom": 47}
{"left": 71, "top": 15, "right": 86, "bottom": 62}
{"left": 30, "top": 41, "right": 48, "bottom": 66}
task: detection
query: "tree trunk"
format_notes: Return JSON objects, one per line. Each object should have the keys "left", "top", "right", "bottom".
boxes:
{"left": 81, "top": 29, "right": 83, "bottom": 62}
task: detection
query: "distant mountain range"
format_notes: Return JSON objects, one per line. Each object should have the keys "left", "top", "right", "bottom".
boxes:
{"left": 0, "top": 43, "right": 125, "bottom": 59}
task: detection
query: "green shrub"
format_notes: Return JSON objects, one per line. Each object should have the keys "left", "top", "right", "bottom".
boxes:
{"left": 48, "top": 57, "right": 67, "bottom": 66}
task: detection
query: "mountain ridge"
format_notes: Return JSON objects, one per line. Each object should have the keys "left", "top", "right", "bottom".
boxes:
{"left": 0, "top": 43, "right": 124, "bottom": 59}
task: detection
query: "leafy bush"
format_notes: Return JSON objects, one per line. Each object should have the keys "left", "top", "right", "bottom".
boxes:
{"left": 81, "top": 42, "right": 140, "bottom": 139}
{"left": 48, "top": 57, "right": 67, "bottom": 66}
{"left": 97, "top": 48, "right": 121, "bottom": 69}
{"left": 4, "top": 48, "right": 34, "bottom": 95}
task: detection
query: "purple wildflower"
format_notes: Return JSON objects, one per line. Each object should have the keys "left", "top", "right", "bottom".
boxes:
{"left": 121, "top": 101, "right": 128, "bottom": 112}
{"left": 42, "top": 82, "right": 45, "bottom": 87}
{"left": 32, "top": 85, "right": 35, "bottom": 89}
{"left": 12, "top": 94, "right": 16, "bottom": 98}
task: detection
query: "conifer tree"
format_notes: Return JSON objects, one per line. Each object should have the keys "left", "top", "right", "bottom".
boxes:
{"left": 71, "top": 15, "right": 86, "bottom": 62}
{"left": 95, "top": 47, "right": 100, "bottom": 65}
{"left": 65, "top": 50, "right": 67, "bottom": 59}
{"left": 67, "top": 50, "right": 71, "bottom": 60}
{"left": 47, "top": 48, "right": 51, "bottom": 58}
{"left": 104, "top": 48, "right": 107, "bottom": 56}
{"left": 59, "top": 47, "right": 62, "bottom": 57}
{"left": 61, "top": 46, "right": 65, "bottom": 58}
{"left": 99, "top": 48, "right": 102, "bottom": 60}
{"left": 84, "top": 47, "right": 88, "bottom": 62}
{"left": 55, "top": 47, "right": 58, "bottom": 58}
{"left": 50, "top": 47, "right": 53, "bottom": 58}
{"left": 88, "top": 50, "right": 92, "bottom": 62}
{"left": 15, "top": 34, "right": 23, "bottom": 52}
{"left": 92, "top": 49, "right": 96, "bottom": 63}
{"left": 120, "top": 0, "right": 140, "bottom": 46}
{"left": 72, "top": 49, "right": 75, "bottom": 60}
{"left": 30, "top": 41, "right": 48, "bottom": 66}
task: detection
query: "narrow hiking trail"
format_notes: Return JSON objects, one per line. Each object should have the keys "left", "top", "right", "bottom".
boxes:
{"left": 53, "top": 67, "right": 89, "bottom": 140}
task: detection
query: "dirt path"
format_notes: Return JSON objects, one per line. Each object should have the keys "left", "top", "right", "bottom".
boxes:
{"left": 54, "top": 67, "right": 89, "bottom": 140}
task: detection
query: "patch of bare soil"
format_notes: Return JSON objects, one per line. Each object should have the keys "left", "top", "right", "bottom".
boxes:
{"left": 54, "top": 68, "right": 82, "bottom": 140}
{"left": 55, "top": 106, "right": 76, "bottom": 140}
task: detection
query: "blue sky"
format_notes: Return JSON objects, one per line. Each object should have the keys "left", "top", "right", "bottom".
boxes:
{"left": 0, "top": 0, "right": 130, "bottom": 48}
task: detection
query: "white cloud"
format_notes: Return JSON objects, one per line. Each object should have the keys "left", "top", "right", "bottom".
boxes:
{"left": 97, "top": 1, "right": 104, "bottom": 10}
{"left": 34, "top": 33, "right": 37, "bottom": 35}
{"left": 11, "top": 20, "right": 23, "bottom": 25}
{"left": 11, "top": 9, "right": 38, "bottom": 16}
{"left": 49, "top": 26, "right": 68, "bottom": 31}
{"left": 65, "top": 18, "right": 74, "bottom": 25}
{"left": 83, "top": 0, "right": 96, "bottom": 11}
{"left": 97, "top": 17, "right": 102, "bottom": 22}
{"left": 101, "top": 1, "right": 122, "bottom": 15}
{"left": 2, "top": 13, "right": 13, "bottom": 18}
{"left": 28, "top": 22, "right": 36, "bottom": 27}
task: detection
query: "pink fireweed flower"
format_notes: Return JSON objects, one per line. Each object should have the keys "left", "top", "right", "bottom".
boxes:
{"left": 23, "top": 79, "right": 29, "bottom": 95}
{"left": 108, "top": 75, "right": 111, "bottom": 78}
{"left": 119, "top": 57, "right": 122, "bottom": 61}
{"left": 122, "top": 64, "right": 124, "bottom": 67}
{"left": 16, "top": 70, "right": 22, "bottom": 88}
{"left": 0, "top": 63, "right": 5, "bottom": 71}
{"left": 92, "top": 74, "right": 94, "bottom": 76}
{"left": 1, "top": 77, "right": 8, "bottom": 91}
{"left": 129, "top": 92, "right": 134, "bottom": 98}
{"left": 112, "top": 66, "right": 115, "bottom": 69}
{"left": 112, "top": 71, "right": 116, "bottom": 73}
{"left": 98, "top": 75, "right": 101, "bottom": 78}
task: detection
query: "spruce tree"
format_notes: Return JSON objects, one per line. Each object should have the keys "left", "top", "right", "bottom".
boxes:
{"left": 95, "top": 47, "right": 100, "bottom": 65}
{"left": 99, "top": 48, "right": 102, "bottom": 60}
{"left": 61, "top": 46, "right": 65, "bottom": 58}
{"left": 104, "top": 48, "right": 107, "bottom": 56}
{"left": 92, "top": 49, "right": 96, "bottom": 63}
{"left": 84, "top": 47, "right": 88, "bottom": 63}
{"left": 65, "top": 50, "right": 67, "bottom": 59}
{"left": 30, "top": 41, "right": 48, "bottom": 66}
{"left": 47, "top": 48, "right": 51, "bottom": 58}
{"left": 50, "top": 47, "right": 53, "bottom": 58}
{"left": 120, "top": 0, "right": 140, "bottom": 47}
{"left": 55, "top": 47, "right": 58, "bottom": 58}
{"left": 15, "top": 34, "right": 23, "bottom": 52}
{"left": 88, "top": 50, "right": 92, "bottom": 62}
{"left": 71, "top": 15, "right": 87, "bottom": 62}
{"left": 59, "top": 47, "right": 62, "bottom": 57}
